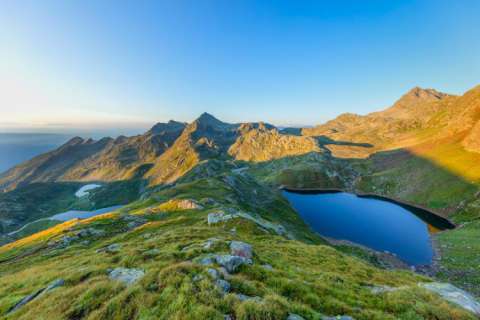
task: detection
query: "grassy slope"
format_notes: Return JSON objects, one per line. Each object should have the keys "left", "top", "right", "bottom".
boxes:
{"left": 0, "top": 176, "right": 475, "bottom": 320}
{"left": 248, "top": 134, "right": 480, "bottom": 298}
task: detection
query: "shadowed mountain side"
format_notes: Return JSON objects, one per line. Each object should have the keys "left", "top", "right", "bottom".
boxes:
{"left": 0, "top": 121, "right": 187, "bottom": 191}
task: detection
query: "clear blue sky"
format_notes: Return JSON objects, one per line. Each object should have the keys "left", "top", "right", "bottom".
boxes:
{"left": 0, "top": 0, "right": 479, "bottom": 133}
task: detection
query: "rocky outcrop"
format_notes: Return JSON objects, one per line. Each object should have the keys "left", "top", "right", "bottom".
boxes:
{"left": 420, "top": 282, "right": 480, "bottom": 316}
{"left": 207, "top": 212, "right": 234, "bottom": 225}
{"left": 229, "top": 124, "right": 319, "bottom": 162}
{"left": 8, "top": 279, "right": 64, "bottom": 313}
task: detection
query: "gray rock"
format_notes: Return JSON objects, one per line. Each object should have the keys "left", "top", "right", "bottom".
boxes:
{"left": 230, "top": 241, "right": 253, "bottom": 259}
{"left": 215, "top": 255, "right": 252, "bottom": 273}
{"left": 143, "top": 248, "right": 160, "bottom": 256}
{"left": 123, "top": 215, "right": 147, "bottom": 229}
{"left": 198, "top": 254, "right": 217, "bottom": 266}
{"left": 262, "top": 264, "right": 273, "bottom": 271}
{"left": 207, "top": 268, "right": 219, "bottom": 279}
{"left": 236, "top": 294, "right": 262, "bottom": 302}
{"left": 420, "top": 282, "right": 480, "bottom": 315}
{"left": 96, "top": 243, "right": 121, "bottom": 253}
{"left": 203, "top": 238, "right": 220, "bottom": 250}
{"left": 76, "top": 227, "right": 105, "bottom": 238}
{"left": 207, "top": 212, "right": 233, "bottom": 225}
{"left": 108, "top": 268, "right": 144, "bottom": 285}
{"left": 8, "top": 279, "right": 64, "bottom": 313}
{"left": 216, "top": 279, "right": 231, "bottom": 293}
{"left": 193, "top": 274, "right": 204, "bottom": 282}
{"left": 287, "top": 314, "right": 305, "bottom": 320}
{"left": 59, "top": 235, "right": 79, "bottom": 246}
{"left": 218, "top": 267, "right": 231, "bottom": 279}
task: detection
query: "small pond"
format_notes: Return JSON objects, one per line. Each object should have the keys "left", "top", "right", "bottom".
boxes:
{"left": 50, "top": 205, "right": 123, "bottom": 222}
{"left": 283, "top": 190, "right": 454, "bottom": 265}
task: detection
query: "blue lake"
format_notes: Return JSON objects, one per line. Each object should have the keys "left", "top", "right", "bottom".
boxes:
{"left": 283, "top": 190, "right": 454, "bottom": 265}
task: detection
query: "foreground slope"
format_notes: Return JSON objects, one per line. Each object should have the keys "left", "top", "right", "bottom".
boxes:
{"left": 0, "top": 170, "right": 476, "bottom": 320}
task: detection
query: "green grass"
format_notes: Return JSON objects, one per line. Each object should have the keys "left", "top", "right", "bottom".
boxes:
{"left": 436, "top": 221, "right": 480, "bottom": 297}
{"left": 0, "top": 175, "right": 477, "bottom": 319}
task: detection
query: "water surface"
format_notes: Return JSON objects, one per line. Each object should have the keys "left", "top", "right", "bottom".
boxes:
{"left": 50, "top": 206, "right": 123, "bottom": 221}
{"left": 283, "top": 190, "right": 454, "bottom": 265}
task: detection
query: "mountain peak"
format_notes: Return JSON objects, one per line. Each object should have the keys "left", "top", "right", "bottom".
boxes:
{"left": 149, "top": 120, "right": 186, "bottom": 135}
{"left": 404, "top": 87, "right": 449, "bottom": 100}
{"left": 194, "top": 112, "right": 227, "bottom": 127}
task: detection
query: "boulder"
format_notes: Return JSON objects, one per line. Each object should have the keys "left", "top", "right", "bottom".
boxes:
{"left": 197, "top": 254, "right": 217, "bottom": 266}
{"left": 420, "top": 282, "right": 480, "bottom": 315}
{"left": 207, "top": 268, "right": 219, "bottom": 280}
{"left": 215, "top": 279, "right": 231, "bottom": 293}
{"left": 215, "top": 255, "right": 252, "bottom": 273}
{"left": 230, "top": 241, "right": 253, "bottom": 259}
{"left": 108, "top": 268, "right": 144, "bottom": 285}
{"left": 207, "top": 212, "right": 233, "bottom": 225}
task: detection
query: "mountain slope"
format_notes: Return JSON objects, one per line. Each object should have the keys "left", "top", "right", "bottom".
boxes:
{"left": 0, "top": 121, "right": 186, "bottom": 191}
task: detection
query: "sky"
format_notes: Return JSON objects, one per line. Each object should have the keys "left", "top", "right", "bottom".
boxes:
{"left": 0, "top": 0, "right": 479, "bottom": 134}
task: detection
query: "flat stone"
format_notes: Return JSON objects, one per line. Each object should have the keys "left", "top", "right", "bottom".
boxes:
{"left": 420, "top": 282, "right": 480, "bottom": 315}
{"left": 109, "top": 268, "right": 144, "bottom": 285}
{"left": 230, "top": 241, "right": 253, "bottom": 259}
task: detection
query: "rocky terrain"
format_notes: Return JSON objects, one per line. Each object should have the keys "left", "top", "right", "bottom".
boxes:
{"left": 0, "top": 84, "right": 480, "bottom": 319}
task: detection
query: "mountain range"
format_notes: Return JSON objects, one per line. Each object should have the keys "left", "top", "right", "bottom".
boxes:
{"left": 0, "top": 84, "right": 480, "bottom": 319}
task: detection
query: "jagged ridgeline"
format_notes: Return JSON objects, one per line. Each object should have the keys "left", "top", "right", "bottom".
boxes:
{"left": 0, "top": 85, "right": 480, "bottom": 319}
